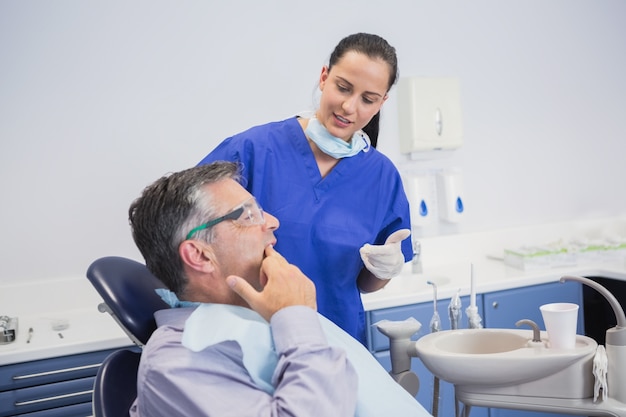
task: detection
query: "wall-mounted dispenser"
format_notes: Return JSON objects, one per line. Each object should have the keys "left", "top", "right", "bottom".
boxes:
{"left": 436, "top": 169, "right": 464, "bottom": 223}
{"left": 402, "top": 173, "right": 436, "bottom": 227}
{"left": 398, "top": 77, "right": 463, "bottom": 154}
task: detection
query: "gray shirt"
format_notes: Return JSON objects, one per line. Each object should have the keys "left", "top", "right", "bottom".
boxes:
{"left": 129, "top": 306, "right": 358, "bottom": 417}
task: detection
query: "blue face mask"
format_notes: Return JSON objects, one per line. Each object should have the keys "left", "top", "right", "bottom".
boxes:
{"left": 305, "top": 117, "right": 370, "bottom": 159}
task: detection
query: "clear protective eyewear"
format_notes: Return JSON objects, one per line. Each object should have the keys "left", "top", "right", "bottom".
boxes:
{"left": 186, "top": 197, "right": 265, "bottom": 240}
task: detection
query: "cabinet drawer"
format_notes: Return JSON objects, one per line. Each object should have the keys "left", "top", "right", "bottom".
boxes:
{"left": 14, "top": 400, "right": 92, "bottom": 417}
{"left": 0, "top": 376, "right": 94, "bottom": 416}
{"left": 0, "top": 349, "right": 114, "bottom": 391}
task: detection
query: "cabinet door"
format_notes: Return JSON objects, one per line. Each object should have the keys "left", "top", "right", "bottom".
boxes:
{"left": 483, "top": 281, "right": 584, "bottom": 333}
{"left": 484, "top": 281, "right": 583, "bottom": 417}
{"left": 368, "top": 295, "right": 489, "bottom": 417}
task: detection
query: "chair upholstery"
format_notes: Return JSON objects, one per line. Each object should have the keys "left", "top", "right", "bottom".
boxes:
{"left": 92, "top": 348, "right": 141, "bottom": 417}
{"left": 86, "top": 256, "right": 169, "bottom": 346}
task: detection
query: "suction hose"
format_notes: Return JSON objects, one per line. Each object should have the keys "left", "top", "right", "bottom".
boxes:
{"left": 560, "top": 275, "right": 626, "bottom": 403}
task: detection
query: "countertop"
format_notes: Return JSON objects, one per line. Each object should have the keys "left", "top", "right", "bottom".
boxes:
{"left": 361, "top": 258, "right": 626, "bottom": 311}
{"left": 2, "top": 216, "right": 626, "bottom": 366}
{"left": 0, "top": 276, "right": 133, "bottom": 366}
{"left": 0, "top": 308, "right": 133, "bottom": 366}
{"left": 363, "top": 215, "right": 626, "bottom": 310}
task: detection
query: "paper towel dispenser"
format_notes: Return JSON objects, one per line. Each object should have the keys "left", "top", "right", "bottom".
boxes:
{"left": 398, "top": 77, "right": 463, "bottom": 153}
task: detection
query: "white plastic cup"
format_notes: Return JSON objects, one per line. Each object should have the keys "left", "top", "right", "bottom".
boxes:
{"left": 540, "top": 302, "right": 579, "bottom": 349}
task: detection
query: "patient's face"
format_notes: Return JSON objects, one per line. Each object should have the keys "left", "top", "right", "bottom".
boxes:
{"left": 207, "top": 180, "right": 279, "bottom": 294}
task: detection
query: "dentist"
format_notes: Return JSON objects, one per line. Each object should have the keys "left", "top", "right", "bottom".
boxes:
{"left": 197, "top": 33, "right": 411, "bottom": 344}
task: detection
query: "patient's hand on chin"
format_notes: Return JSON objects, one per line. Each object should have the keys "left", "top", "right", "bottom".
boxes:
{"left": 226, "top": 245, "right": 317, "bottom": 321}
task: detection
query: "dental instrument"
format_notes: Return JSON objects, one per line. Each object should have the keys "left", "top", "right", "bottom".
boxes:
{"left": 465, "top": 264, "right": 483, "bottom": 329}
{"left": 448, "top": 289, "right": 462, "bottom": 330}
{"left": 427, "top": 281, "right": 441, "bottom": 417}
{"left": 427, "top": 281, "right": 441, "bottom": 334}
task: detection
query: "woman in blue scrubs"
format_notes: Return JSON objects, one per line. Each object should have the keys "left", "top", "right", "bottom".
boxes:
{"left": 197, "top": 33, "right": 412, "bottom": 344}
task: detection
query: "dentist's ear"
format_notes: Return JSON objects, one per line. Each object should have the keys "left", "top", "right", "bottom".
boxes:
{"left": 179, "top": 240, "right": 216, "bottom": 273}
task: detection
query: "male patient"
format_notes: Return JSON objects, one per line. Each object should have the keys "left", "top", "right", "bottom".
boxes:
{"left": 127, "top": 161, "right": 430, "bottom": 417}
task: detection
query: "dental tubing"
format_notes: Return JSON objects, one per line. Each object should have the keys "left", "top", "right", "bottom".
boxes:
{"left": 360, "top": 229, "right": 411, "bottom": 280}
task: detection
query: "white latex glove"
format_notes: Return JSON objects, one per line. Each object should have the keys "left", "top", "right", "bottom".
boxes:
{"left": 359, "top": 229, "right": 411, "bottom": 280}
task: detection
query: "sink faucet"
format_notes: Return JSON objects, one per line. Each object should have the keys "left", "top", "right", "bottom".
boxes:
{"left": 412, "top": 239, "right": 422, "bottom": 274}
{"left": 560, "top": 275, "right": 626, "bottom": 404}
{"left": 515, "top": 319, "right": 541, "bottom": 343}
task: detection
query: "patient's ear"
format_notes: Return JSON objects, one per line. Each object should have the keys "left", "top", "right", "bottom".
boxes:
{"left": 179, "top": 240, "right": 216, "bottom": 273}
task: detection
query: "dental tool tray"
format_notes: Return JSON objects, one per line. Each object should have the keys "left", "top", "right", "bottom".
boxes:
{"left": 0, "top": 316, "right": 18, "bottom": 344}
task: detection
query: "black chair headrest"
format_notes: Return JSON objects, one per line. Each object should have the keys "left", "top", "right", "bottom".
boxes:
{"left": 87, "top": 256, "right": 170, "bottom": 346}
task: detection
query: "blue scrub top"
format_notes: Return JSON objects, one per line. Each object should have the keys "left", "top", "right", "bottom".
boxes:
{"left": 198, "top": 117, "right": 412, "bottom": 344}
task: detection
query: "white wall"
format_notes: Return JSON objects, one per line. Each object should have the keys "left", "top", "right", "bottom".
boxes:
{"left": 1, "top": 1, "right": 625, "bottom": 284}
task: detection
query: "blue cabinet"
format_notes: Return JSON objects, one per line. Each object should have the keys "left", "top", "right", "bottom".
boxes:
{"left": 366, "top": 280, "right": 585, "bottom": 417}
{"left": 482, "top": 280, "right": 584, "bottom": 334}
{"left": 367, "top": 294, "right": 489, "bottom": 417}
{"left": 0, "top": 348, "right": 132, "bottom": 417}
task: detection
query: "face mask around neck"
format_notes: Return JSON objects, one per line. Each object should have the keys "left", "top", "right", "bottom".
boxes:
{"left": 305, "top": 117, "right": 370, "bottom": 159}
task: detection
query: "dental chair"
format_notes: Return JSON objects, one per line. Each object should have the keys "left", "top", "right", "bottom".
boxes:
{"left": 87, "top": 256, "right": 170, "bottom": 417}
{"left": 92, "top": 349, "right": 142, "bottom": 417}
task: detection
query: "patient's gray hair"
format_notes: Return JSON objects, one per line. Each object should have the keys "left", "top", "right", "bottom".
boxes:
{"left": 128, "top": 161, "right": 241, "bottom": 294}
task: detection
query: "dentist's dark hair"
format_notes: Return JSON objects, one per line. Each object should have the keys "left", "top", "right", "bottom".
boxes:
{"left": 328, "top": 33, "right": 399, "bottom": 148}
{"left": 128, "top": 161, "right": 241, "bottom": 295}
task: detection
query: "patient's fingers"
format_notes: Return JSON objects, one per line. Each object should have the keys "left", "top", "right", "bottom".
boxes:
{"left": 264, "top": 244, "right": 287, "bottom": 263}
{"left": 227, "top": 275, "right": 259, "bottom": 306}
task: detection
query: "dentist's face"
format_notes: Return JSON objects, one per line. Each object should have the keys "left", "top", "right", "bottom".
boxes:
{"left": 317, "top": 51, "right": 389, "bottom": 142}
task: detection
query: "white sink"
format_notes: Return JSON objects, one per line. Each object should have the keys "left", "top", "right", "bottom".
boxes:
{"left": 415, "top": 328, "right": 597, "bottom": 390}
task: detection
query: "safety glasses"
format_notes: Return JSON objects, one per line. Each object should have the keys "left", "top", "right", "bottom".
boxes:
{"left": 186, "top": 197, "right": 265, "bottom": 240}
